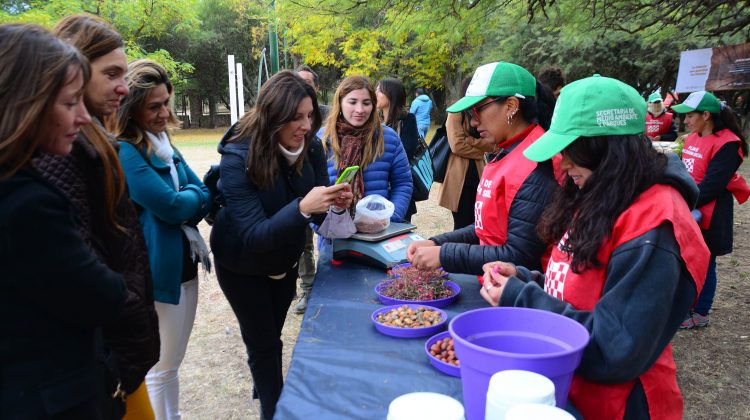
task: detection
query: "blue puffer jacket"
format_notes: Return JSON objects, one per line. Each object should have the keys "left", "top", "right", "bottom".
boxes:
{"left": 317, "top": 125, "right": 413, "bottom": 222}
{"left": 409, "top": 95, "right": 433, "bottom": 135}
{"left": 119, "top": 141, "right": 211, "bottom": 304}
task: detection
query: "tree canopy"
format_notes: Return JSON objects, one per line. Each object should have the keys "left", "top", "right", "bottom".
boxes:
{"left": 2, "top": 0, "right": 748, "bottom": 125}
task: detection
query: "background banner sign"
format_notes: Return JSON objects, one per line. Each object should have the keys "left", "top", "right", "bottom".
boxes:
{"left": 676, "top": 43, "right": 750, "bottom": 93}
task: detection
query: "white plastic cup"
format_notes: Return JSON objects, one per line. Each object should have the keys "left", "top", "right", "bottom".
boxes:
{"left": 484, "top": 370, "right": 556, "bottom": 420}
{"left": 504, "top": 403, "right": 576, "bottom": 420}
{"left": 387, "top": 392, "right": 465, "bottom": 420}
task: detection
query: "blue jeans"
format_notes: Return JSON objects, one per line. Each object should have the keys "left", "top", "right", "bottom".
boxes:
{"left": 694, "top": 255, "right": 717, "bottom": 316}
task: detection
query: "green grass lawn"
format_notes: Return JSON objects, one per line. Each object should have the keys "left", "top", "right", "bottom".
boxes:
{"left": 171, "top": 122, "right": 442, "bottom": 147}
{"left": 171, "top": 127, "right": 228, "bottom": 148}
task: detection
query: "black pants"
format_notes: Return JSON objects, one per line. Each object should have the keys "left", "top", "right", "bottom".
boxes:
{"left": 452, "top": 161, "right": 480, "bottom": 230}
{"left": 215, "top": 264, "right": 297, "bottom": 420}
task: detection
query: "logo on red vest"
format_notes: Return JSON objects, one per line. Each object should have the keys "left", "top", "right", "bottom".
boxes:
{"left": 545, "top": 233, "right": 570, "bottom": 300}
{"left": 683, "top": 157, "right": 695, "bottom": 174}
{"left": 474, "top": 201, "right": 484, "bottom": 230}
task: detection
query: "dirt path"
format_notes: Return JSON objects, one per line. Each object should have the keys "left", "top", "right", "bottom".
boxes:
{"left": 176, "top": 137, "right": 749, "bottom": 419}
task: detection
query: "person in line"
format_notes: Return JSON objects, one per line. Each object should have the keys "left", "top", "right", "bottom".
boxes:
{"left": 0, "top": 24, "right": 127, "bottom": 419}
{"left": 538, "top": 66, "right": 566, "bottom": 98}
{"left": 291, "top": 65, "right": 327, "bottom": 315}
{"left": 296, "top": 65, "right": 330, "bottom": 120}
{"left": 671, "top": 91, "right": 749, "bottom": 328}
{"left": 410, "top": 87, "right": 433, "bottom": 137}
{"left": 408, "top": 62, "right": 558, "bottom": 276}
{"left": 438, "top": 76, "right": 495, "bottom": 230}
{"left": 318, "top": 76, "right": 412, "bottom": 232}
{"left": 210, "top": 71, "right": 353, "bottom": 419}
{"left": 115, "top": 60, "right": 212, "bottom": 420}
{"left": 51, "top": 14, "right": 161, "bottom": 419}
{"left": 645, "top": 91, "right": 678, "bottom": 142}
{"left": 480, "top": 75, "right": 709, "bottom": 420}
{"left": 376, "top": 77, "right": 421, "bottom": 221}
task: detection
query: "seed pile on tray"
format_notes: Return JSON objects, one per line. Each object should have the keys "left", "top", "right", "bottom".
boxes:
{"left": 375, "top": 305, "right": 442, "bottom": 328}
{"left": 429, "top": 337, "right": 460, "bottom": 366}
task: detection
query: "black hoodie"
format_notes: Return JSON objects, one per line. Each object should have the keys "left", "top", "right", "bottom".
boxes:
{"left": 498, "top": 154, "right": 701, "bottom": 419}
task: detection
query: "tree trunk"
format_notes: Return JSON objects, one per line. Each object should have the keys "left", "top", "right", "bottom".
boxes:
{"left": 189, "top": 93, "right": 203, "bottom": 128}
{"left": 207, "top": 95, "right": 217, "bottom": 129}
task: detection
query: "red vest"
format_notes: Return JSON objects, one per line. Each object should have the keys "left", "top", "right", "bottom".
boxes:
{"left": 682, "top": 129, "right": 749, "bottom": 229}
{"left": 474, "top": 124, "right": 544, "bottom": 246}
{"left": 645, "top": 111, "right": 673, "bottom": 138}
{"left": 544, "top": 184, "right": 709, "bottom": 420}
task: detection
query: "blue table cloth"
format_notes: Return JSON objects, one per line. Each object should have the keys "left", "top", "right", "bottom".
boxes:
{"left": 274, "top": 255, "right": 487, "bottom": 419}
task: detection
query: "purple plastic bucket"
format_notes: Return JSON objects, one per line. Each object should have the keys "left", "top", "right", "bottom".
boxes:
{"left": 448, "top": 307, "right": 590, "bottom": 420}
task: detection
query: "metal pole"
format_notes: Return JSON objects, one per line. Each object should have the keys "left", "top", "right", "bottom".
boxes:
{"left": 227, "top": 55, "right": 237, "bottom": 125}
{"left": 268, "top": 0, "right": 279, "bottom": 74}
{"left": 236, "top": 63, "right": 245, "bottom": 121}
{"left": 258, "top": 48, "right": 266, "bottom": 94}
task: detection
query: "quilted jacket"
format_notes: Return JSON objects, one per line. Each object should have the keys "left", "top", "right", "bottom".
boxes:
{"left": 318, "top": 125, "right": 413, "bottom": 222}
{"left": 32, "top": 135, "right": 159, "bottom": 394}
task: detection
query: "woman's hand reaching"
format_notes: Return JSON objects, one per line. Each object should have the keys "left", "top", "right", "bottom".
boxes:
{"left": 479, "top": 261, "right": 517, "bottom": 307}
{"left": 299, "top": 183, "right": 353, "bottom": 214}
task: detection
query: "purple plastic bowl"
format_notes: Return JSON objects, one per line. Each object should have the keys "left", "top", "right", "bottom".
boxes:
{"left": 425, "top": 331, "right": 461, "bottom": 377}
{"left": 371, "top": 304, "right": 447, "bottom": 338}
{"left": 374, "top": 280, "right": 460, "bottom": 308}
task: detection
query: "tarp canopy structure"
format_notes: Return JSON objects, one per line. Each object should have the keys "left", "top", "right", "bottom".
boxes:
{"left": 275, "top": 253, "right": 487, "bottom": 419}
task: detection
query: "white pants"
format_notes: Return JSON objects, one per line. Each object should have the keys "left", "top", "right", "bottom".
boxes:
{"left": 146, "top": 278, "right": 198, "bottom": 420}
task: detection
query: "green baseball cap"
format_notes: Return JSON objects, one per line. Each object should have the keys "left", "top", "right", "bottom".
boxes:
{"left": 647, "top": 92, "right": 663, "bottom": 103}
{"left": 523, "top": 74, "right": 646, "bottom": 162}
{"left": 446, "top": 62, "right": 536, "bottom": 113}
{"left": 670, "top": 91, "right": 722, "bottom": 114}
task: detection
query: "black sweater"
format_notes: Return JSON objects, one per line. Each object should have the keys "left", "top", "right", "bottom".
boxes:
{"left": 695, "top": 142, "right": 743, "bottom": 255}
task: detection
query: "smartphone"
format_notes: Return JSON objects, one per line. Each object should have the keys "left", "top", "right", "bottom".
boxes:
{"left": 335, "top": 165, "right": 360, "bottom": 185}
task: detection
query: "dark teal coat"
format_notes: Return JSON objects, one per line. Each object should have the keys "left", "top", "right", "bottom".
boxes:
{"left": 118, "top": 141, "right": 211, "bottom": 304}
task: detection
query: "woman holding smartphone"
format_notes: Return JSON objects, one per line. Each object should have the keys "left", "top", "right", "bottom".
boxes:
{"left": 210, "top": 71, "right": 352, "bottom": 419}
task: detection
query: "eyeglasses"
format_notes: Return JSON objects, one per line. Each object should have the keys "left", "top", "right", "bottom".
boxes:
{"left": 464, "top": 97, "right": 505, "bottom": 124}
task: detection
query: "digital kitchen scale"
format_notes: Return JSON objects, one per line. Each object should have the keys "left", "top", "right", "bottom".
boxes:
{"left": 332, "top": 222, "right": 425, "bottom": 269}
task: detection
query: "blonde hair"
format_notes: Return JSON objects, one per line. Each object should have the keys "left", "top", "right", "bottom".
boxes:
{"left": 112, "top": 59, "right": 180, "bottom": 153}
{"left": 323, "top": 75, "right": 384, "bottom": 171}
{"left": 0, "top": 24, "right": 89, "bottom": 179}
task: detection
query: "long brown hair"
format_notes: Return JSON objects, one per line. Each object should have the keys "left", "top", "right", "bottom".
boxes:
{"left": 323, "top": 76, "right": 384, "bottom": 171}
{"left": 53, "top": 14, "right": 127, "bottom": 231}
{"left": 0, "top": 24, "right": 90, "bottom": 179}
{"left": 231, "top": 70, "right": 321, "bottom": 189}
{"left": 113, "top": 59, "right": 180, "bottom": 154}
{"left": 537, "top": 135, "right": 667, "bottom": 273}
{"left": 377, "top": 78, "right": 407, "bottom": 129}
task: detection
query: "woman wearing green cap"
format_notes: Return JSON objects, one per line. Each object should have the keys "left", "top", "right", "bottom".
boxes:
{"left": 671, "top": 91, "right": 750, "bottom": 328}
{"left": 645, "top": 91, "right": 677, "bottom": 142}
{"left": 407, "top": 61, "right": 558, "bottom": 277}
{"left": 480, "top": 75, "right": 710, "bottom": 419}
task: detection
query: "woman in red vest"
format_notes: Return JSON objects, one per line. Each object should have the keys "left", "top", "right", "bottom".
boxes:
{"left": 671, "top": 91, "right": 749, "bottom": 328}
{"left": 480, "top": 75, "right": 710, "bottom": 420}
{"left": 407, "top": 62, "right": 558, "bottom": 275}
{"left": 645, "top": 92, "right": 677, "bottom": 142}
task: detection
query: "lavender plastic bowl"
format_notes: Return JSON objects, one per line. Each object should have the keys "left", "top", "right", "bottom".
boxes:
{"left": 425, "top": 331, "right": 461, "bottom": 377}
{"left": 374, "top": 281, "right": 460, "bottom": 308}
{"left": 371, "top": 304, "right": 447, "bottom": 338}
